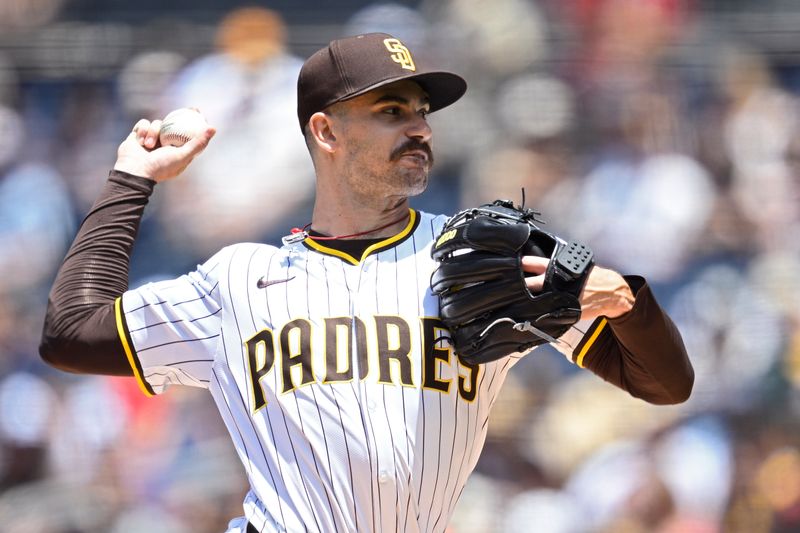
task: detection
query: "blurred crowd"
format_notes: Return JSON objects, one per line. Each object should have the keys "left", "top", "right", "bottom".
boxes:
{"left": 1, "top": 0, "right": 800, "bottom": 532}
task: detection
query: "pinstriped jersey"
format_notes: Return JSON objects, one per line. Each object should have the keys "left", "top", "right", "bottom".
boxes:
{"left": 117, "top": 209, "right": 523, "bottom": 533}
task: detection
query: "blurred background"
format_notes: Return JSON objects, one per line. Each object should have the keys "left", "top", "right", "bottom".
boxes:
{"left": 0, "top": 0, "right": 799, "bottom": 531}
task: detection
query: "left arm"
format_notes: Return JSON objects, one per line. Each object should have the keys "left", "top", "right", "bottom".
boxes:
{"left": 524, "top": 259, "right": 694, "bottom": 404}
{"left": 569, "top": 274, "right": 693, "bottom": 404}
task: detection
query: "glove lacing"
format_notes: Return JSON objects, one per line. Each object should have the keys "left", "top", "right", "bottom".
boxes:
{"left": 478, "top": 317, "right": 564, "bottom": 345}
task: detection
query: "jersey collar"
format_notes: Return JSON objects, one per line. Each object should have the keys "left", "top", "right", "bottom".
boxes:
{"left": 302, "top": 209, "right": 419, "bottom": 265}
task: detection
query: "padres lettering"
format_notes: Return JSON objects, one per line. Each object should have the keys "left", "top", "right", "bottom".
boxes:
{"left": 245, "top": 316, "right": 479, "bottom": 412}
{"left": 383, "top": 38, "right": 416, "bottom": 71}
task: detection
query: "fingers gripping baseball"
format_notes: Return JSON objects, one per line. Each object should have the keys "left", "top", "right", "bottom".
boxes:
{"left": 134, "top": 118, "right": 163, "bottom": 149}
{"left": 114, "top": 111, "right": 216, "bottom": 183}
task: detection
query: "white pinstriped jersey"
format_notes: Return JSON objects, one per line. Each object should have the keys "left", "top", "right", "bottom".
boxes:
{"left": 117, "top": 209, "right": 522, "bottom": 533}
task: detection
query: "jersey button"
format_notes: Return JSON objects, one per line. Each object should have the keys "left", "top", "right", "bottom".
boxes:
{"left": 368, "top": 400, "right": 376, "bottom": 411}
{"left": 378, "top": 471, "right": 391, "bottom": 484}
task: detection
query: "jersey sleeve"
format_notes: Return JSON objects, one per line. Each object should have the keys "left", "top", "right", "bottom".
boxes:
{"left": 118, "top": 249, "right": 228, "bottom": 396}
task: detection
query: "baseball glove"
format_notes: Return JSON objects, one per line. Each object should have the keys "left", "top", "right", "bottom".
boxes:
{"left": 430, "top": 200, "right": 594, "bottom": 365}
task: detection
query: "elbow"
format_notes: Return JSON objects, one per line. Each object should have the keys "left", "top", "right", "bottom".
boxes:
{"left": 657, "top": 383, "right": 693, "bottom": 406}
{"left": 641, "top": 364, "right": 695, "bottom": 406}
{"left": 39, "top": 302, "right": 93, "bottom": 374}
{"left": 670, "top": 363, "right": 695, "bottom": 405}
{"left": 39, "top": 304, "right": 132, "bottom": 376}
{"left": 663, "top": 350, "right": 695, "bottom": 405}
{"left": 665, "top": 330, "right": 695, "bottom": 405}
{"left": 39, "top": 327, "right": 86, "bottom": 374}
{"left": 40, "top": 305, "right": 73, "bottom": 371}
{"left": 39, "top": 335, "right": 73, "bottom": 373}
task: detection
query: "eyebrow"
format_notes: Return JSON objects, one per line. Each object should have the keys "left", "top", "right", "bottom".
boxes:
{"left": 372, "top": 94, "right": 431, "bottom": 109}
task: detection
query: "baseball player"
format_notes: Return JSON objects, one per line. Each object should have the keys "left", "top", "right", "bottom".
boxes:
{"left": 40, "top": 33, "right": 693, "bottom": 532}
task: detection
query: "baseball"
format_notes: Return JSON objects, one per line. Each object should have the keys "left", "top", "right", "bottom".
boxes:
{"left": 158, "top": 108, "right": 209, "bottom": 147}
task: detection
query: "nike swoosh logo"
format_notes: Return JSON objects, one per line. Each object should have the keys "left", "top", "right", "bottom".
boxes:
{"left": 256, "top": 276, "right": 295, "bottom": 289}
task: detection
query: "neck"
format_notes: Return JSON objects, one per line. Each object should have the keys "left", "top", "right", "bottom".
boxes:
{"left": 311, "top": 173, "right": 411, "bottom": 239}
{"left": 310, "top": 200, "right": 410, "bottom": 239}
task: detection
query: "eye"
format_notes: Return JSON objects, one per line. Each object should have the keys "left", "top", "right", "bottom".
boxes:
{"left": 383, "top": 107, "right": 401, "bottom": 116}
{"left": 419, "top": 109, "right": 430, "bottom": 119}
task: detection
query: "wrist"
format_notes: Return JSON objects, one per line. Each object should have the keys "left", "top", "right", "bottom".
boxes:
{"left": 107, "top": 169, "right": 158, "bottom": 195}
{"left": 605, "top": 286, "right": 634, "bottom": 318}
{"left": 113, "top": 158, "right": 156, "bottom": 181}
{"left": 579, "top": 266, "right": 635, "bottom": 320}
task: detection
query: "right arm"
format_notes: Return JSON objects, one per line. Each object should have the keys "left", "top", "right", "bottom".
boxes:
{"left": 39, "top": 118, "right": 215, "bottom": 375}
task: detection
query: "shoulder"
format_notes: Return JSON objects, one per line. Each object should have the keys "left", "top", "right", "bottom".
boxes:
{"left": 200, "top": 242, "right": 284, "bottom": 274}
{"left": 219, "top": 242, "right": 283, "bottom": 256}
{"left": 412, "top": 209, "right": 451, "bottom": 239}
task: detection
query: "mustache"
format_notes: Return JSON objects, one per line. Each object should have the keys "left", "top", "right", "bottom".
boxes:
{"left": 390, "top": 140, "right": 434, "bottom": 166}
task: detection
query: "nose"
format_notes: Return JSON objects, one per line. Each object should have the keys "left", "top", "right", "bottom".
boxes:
{"left": 407, "top": 114, "right": 432, "bottom": 143}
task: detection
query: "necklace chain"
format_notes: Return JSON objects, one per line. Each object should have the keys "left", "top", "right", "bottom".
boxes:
{"left": 290, "top": 212, "right": 409, "bottom": 241}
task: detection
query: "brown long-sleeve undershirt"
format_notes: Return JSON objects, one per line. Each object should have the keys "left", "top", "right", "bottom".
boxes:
{"left": 571, "top": 277, "right": 694, "bottom": 404}
{"left": 40, "top": 170, "right": 693, "bottom": 404}
{"left": 40, "top": 170, "right": 154, "bottom": 375}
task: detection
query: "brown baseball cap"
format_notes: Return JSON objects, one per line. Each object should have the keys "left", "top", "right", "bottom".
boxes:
{"left": 297, "top": 33, "right": 467, "bottom": 132}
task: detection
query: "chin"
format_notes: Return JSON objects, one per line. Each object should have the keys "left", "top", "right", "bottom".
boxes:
{"left": 398, "top": 171, "right": 428, "bottom": 197}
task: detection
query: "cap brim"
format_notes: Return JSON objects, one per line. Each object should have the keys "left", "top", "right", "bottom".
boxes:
{"left": 336, "top": 70, "right": 467, "bottom": 113}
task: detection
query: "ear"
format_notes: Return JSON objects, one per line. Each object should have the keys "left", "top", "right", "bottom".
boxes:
{"left": 308, "top": 112, "right": 337, "bottom": 154}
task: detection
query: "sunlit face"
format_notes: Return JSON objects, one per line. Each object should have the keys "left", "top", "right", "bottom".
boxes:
{"left": 328, "top": 80, "right": 434, "bottom": 201}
